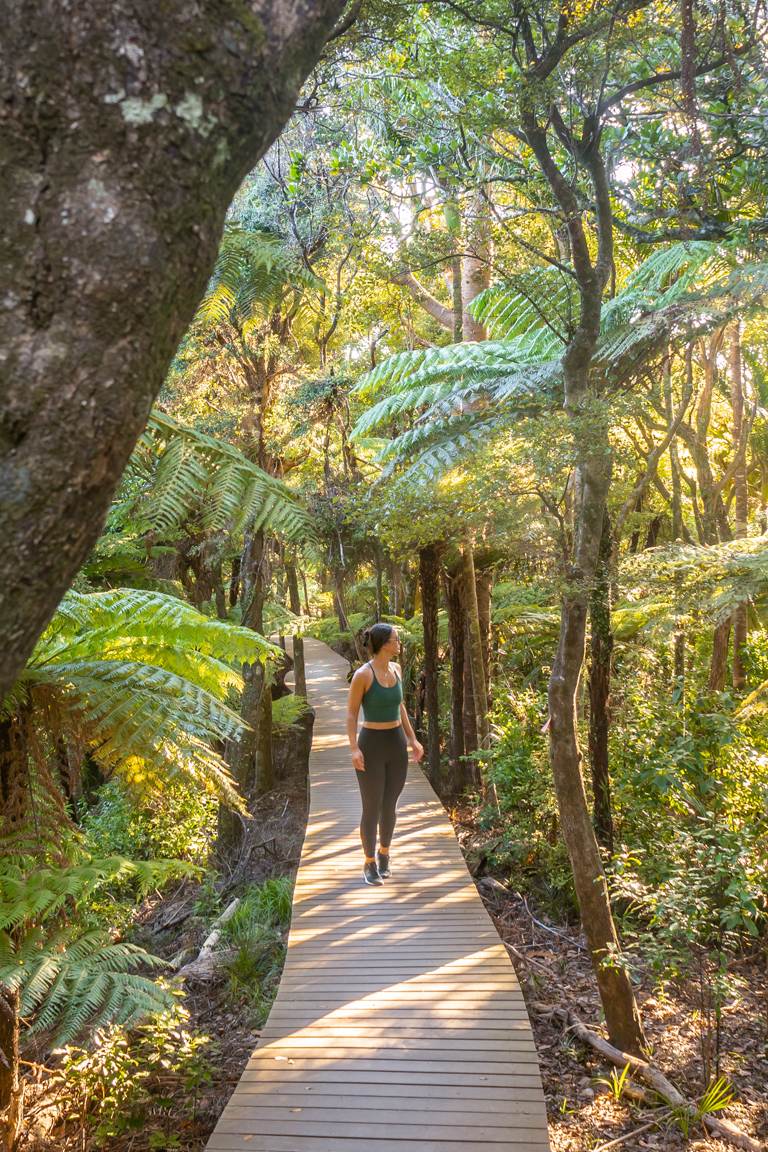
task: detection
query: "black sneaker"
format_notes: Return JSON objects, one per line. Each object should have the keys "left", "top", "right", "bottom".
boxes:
{"left": 363, "top": 861, "right": 383, "bottom": 886}
{"left": 376, "top": 852, "right": 391, "bottom": 879}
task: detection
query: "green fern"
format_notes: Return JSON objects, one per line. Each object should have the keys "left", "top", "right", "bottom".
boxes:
{"left": 126, "top": 411, "right": 313, "bottom": 541}
{"left": 0, "top": 858, "right": 192, "bottom": 1046}
{"left": 195, "top": 225, "right": 322, "bottom": 329}
{"left": 2, "top": 589, "right": 282, "bottom": 853}
{"left": 352, "top": 243, "right": 765, "bottom": 481}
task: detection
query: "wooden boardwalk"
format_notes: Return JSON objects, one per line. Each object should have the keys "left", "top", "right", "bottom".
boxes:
{"left": 207, "top": 638, "right": 550, "bottom": 1152}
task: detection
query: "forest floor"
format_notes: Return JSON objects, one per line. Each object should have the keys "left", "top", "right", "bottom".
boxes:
{"left": 455, "top": 810, "right": 768, "bottom": 1152}
{"left": 18, "top": 754, "right": 767, "bottom": 1152}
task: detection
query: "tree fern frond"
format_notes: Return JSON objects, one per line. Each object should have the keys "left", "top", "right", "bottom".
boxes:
{"left": 470, "top": 268, "right": 579, "bottom": 345}
{"left": 129, "top": 411, "right": 314, "bottom": 542}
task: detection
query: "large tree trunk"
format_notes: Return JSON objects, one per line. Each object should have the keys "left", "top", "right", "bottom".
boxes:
{"left": 588, "top": 509, "right": 614, "bottom": 854}
{"left": 419, "top": 543, "right": 441, "bottom": 786}
{"left": 0, "top": 0, "right": 347, "bottom": 700}
{"left": 523, "top": 109, "right": 646, "bottom": 1055}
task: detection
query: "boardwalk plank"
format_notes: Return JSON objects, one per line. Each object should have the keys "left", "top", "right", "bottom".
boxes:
{"left": 205, "top": 639, "right": 550, "bottom": 1151}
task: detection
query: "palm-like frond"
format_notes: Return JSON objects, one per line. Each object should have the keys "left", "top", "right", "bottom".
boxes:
{"left": 195, "top": 226, "right": 322, "bottom": 328}
{"left": 470, "top": 267, "right": 579, "bottom": 348}
{"left": 0, "top": 857, "right": 193, "bottom": 1046}
{"left": 352, "top": 243, "right": 766, "bottom": 481}
{"left": 4, "top": 589, "right": 282, "bottom": 824}
{"left": 126, "top": 411, "right": 313, "bottom": 541}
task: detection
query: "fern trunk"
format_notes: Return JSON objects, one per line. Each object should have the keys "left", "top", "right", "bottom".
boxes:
{"left": 461, "top": 542, "right": 489, "bottom": 756}
{"left": 443, "top": 565, "right": 467, "bottom": 791}
{"left": 285, "top": 560, "right": 307, "bottom": 698}
{"left": 0, "top": 0, "right": 346, "bottom": 701}
{"left": 419, "top": 543, "right": 441, "bottom": 787}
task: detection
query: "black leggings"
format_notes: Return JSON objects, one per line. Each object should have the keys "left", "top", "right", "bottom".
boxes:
{"left": 355, "top": 726, "right": 408, "bottom": 857}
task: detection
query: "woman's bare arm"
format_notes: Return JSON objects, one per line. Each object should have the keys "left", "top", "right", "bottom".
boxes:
{"left": 347, "top": 667, "right": 369, "bottom": 770}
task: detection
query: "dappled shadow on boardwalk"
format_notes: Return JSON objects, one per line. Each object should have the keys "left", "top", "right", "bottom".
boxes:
{"left": 206, "top": 637, "right": 550, "bottom": 1152}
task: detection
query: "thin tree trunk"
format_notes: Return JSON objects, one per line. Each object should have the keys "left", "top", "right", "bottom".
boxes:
{"left": 664, "top": 356, "right": 688, "bottom": 688}
{"left": 286, "top": 560, "right": 307, "bottom": 698}
{"left": 255, "top": 661, "right": 273, "bottom": 795}
{"left": 229, "top": 555, "right": 241, "bottom": 609}
{"left": 419, "top": 543, "right": 441, "bottom": 786}
{"left": 451, "top": 253, "right": 463, "bottom": 343}
{"left": 0, "top": 0, "right": 347, "bottom": 701}
{"left": 0, "top": 985, "right": 21, "bottom": 1141}
{"left": 443, "top": 566, "right": 466, "bottom": 787}
{"left": 461, "top": 542, "right": 489, "bottom": 754}
{"left": 462, "top": 635, "right": 478, "bottom": 759}
{"left": 730, "top": 323, "right": 748, "bottom": 690}
{"left": 588, "top": 509, "right": 614, "bottom": 854}
{"left": 476, "top": 567, "right": 492, "bottom": 708}
{"left": 461, "top": 189, "right": 491, "bottom": 341}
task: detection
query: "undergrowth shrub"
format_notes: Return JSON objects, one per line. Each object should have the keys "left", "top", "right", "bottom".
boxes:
{"left": 82, "top": 777, "right": 219, "bottom": 863}
{"left": 482, "top": 688, "right": 574, "bottom": 917}
{"left": 57, "top": 1003, "right": 212, "bottom": 1149}
{"left": 220, "top": 876, "right": 293, "bottom": 1025}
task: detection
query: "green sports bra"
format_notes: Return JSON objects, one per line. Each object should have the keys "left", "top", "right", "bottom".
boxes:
{"left": 361, "top": 661, "right": 403, "bottom": 723}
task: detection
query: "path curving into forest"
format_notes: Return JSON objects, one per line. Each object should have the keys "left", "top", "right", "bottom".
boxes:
{"left": 206, "top": 638, "right": 550, "bottom": 1151}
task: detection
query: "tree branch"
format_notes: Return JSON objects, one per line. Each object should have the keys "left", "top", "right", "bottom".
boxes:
{"left": 393, "top": 269, "right": 455, "bottom": 331}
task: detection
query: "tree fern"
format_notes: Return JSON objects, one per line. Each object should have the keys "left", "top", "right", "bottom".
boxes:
{"left": 195, "top": 225, "right": 322, "bottom": 330}
{"left": 0, "top": 858, "right": 191, "bottom": 1046}
{"left": 126, "top": 411, "right": 313, "bottom": 541}
{"left": 2, "top": 588, "right": 282, "bottom": 855}
{"left": 352, "top": 243, "right": 766, "bottom": 482}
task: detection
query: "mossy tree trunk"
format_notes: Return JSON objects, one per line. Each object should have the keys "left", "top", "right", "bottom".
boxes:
{"left": 0, "top": 0, "right": 347, "bottom": 700}
{"left": 419, "top": 542, "right": 441, "bottom": 786}
{"left": 286, "top": 557, "right": 307, "bottom": 698}
{"left": 443, "top": 565, "right": 467, "bottom": 791}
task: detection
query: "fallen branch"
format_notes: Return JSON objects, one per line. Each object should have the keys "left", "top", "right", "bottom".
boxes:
{"left": 531, "top": 1002, "right": 762, "bottom": 1152}
{"left": 476, "top": 875, "right": 586, "bottom": 950}
{"left": 593, "top": 1114, "right": 670, "bottom": 1151}
{"left": 175, "top": 898, "right": 240, "bottom": 982}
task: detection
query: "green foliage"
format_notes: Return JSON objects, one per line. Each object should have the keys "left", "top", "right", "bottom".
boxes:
{"left": 2, "top": 588, "right": 280, "bottom": 854}
{"left": 196, "top": 224, "right": 322, "bottom": 331}
{"left": 272, "top": 693, "right": 311, "bottom": 733}
{"left": 351, "top": 244, "right": 767, "bottom": 485}
{"left": 125, "top": 410, "right": 314, "bottom": 541}
{"left": 483, "top": 689, "right": 574, "bottom": 914}
{"left": 220, "top": 877, "right": 293, "bottom": 1024}
{"left": 57, "top": 1003, "right": 212, "bottom": 1147}
{"left": 0, "top": 858, "right": 191, "bottom": 1046}
{"left": 82, "top": 778, "right": 218, "bottom": 864}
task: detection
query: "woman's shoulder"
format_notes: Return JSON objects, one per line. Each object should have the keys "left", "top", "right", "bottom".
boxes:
{"left": 351, "top": 662, "right": 373, "bottom": 685}
{"left": 391, "top": 660, "right": 402, "bottom": 680}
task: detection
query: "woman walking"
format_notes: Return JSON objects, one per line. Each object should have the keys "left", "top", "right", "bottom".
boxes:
{"left": 346, "top": 623, "right": 424, "bottom": 885}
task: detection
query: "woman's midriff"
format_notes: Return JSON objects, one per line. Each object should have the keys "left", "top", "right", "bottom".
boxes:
{"left": 361, "top": 720, "right": 402, "bottom": 730}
